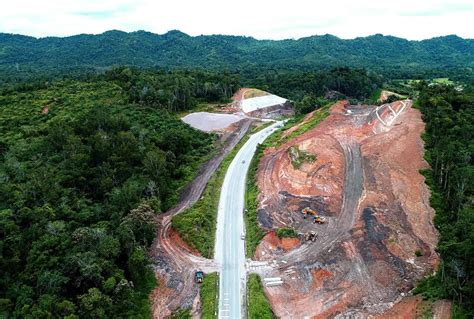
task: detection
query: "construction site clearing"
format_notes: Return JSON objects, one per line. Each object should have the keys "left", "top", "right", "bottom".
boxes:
{"left": 252, "top": 99, "right": 442, "bottom": 318}
{"left": 152, "top": 96, "right": 448, "bottom": 318}
{"left": 181, "top": 88, "right": 293, "bottom": 133}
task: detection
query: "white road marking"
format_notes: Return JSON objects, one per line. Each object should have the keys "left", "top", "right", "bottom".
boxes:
{"left": 214, "top": 121, "right": 284, "bottom": 319}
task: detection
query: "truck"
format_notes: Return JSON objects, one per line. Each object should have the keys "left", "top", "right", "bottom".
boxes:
{"left": 195, "top": 271, "right": 204, "bottom": 283}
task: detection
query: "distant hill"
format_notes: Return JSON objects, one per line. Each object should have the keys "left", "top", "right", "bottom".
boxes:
{"left": 0, "top": 30, "right": 473, "bottom": 79}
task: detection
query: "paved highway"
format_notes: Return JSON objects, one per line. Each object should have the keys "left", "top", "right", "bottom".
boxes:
{"left": 214, "top": 121, "right": 282, "bottom": 318}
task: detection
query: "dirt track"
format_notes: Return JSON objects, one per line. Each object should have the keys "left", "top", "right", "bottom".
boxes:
{"left": 150, "top": 119, "right": 252, "bottom": 318}
{"left": 254, "top": 100, "right": 439, "bottom": 318}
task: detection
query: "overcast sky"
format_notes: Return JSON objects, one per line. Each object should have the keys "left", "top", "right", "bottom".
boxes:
{"left": 1, "top": 0, "right": 473, "bottom": 40}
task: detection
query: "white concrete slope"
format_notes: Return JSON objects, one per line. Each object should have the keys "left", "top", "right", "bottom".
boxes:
{"left": 214, "top": 121, "right": 282, "bottom": 319}
{"left": 240, "top": 95, "right": 287, "bottom": 113}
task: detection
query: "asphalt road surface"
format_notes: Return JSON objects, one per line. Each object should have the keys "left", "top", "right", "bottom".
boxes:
{"left": 214, "top": 121, "right": 283, "bottom": 319}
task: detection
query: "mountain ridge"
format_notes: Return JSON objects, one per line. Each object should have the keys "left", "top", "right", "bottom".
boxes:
{"left": 1, "top": 29, "right": 471, "bottom": 41}
{"left": 1, "top": 30, "right": 473, "bottom": 79}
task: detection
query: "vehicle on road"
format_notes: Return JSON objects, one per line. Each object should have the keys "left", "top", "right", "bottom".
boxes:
{"left": 195, "top": 271, "right": 204, "bottom": 283}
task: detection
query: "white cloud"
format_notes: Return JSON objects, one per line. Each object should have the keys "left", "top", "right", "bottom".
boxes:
{"left": 0, "top": 0, "right": 472, "bottom": 39}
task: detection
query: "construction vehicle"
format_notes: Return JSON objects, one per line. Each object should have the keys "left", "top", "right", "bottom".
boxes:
{"left": 304, "top": 231, "right": 318, "bottom": 242}
{"left": 313, "top": 216, "right": 326, "bottom": 224}
{"left": 301, "top": 207, "right": 326, "bottom": 224}
{"left": 301, "top": 207, "right": 316, "bottom": 218}
{"left": 195, "top": 271, "right": 204, "bottom": 283}
{"left": 299, "top": 231, "right": 318, "bottom": 242}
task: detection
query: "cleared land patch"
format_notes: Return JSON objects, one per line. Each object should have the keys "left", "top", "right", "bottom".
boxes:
{"left": 182, "top": 112, "right": 242, "bottom": 132}
{"left": 255, "top": 100, "right": 439, "bottom": 318}
{"left": 243, "top": 88, "right": 270, "bottom": 99}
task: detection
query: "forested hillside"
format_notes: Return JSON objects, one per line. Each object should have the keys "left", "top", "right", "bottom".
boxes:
{"left": 0, "top": 69, "right": 236, "bottom": 317}
{"left": 1, "top": 30, "right": 473, "bottom": 81}
{"left": 414, "top": 83, "right": 474, "bottom": 317}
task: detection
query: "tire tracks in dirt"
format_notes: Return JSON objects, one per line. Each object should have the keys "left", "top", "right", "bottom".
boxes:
{"left": 254, "top": 101, "right": 438, "bottom": 317}
{"left": 278, "top": 139, "right": 364, "bottom": 267}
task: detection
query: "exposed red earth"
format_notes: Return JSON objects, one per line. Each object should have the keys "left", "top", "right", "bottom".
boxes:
{"left": 375, "top": 296, "right": 423, "bottom": 318}
{"left": 253, "top": 100, "right": 440, "bottom": 318}
{"left": 374, "top": 296, "right": 452, "bottom": 319}
{"left": 150, "top": 119, "right": 252, "bottom": 318}
{"left": 260, "top": 231, "right": 301, "bottom": 252}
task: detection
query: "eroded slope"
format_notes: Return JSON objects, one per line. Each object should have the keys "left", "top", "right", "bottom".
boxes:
{"left": 254, "top": 100, "right": 438, "bottom": 317}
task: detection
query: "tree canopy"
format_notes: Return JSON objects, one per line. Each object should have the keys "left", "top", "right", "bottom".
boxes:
{"left": 414, "top": 82, "right": 474, "bottom": 317}
{"left": 1, "top": 30, "right": 473, "bottom": 82}
{"left": 0, "top": 74, "right": 216, "bottom": 317}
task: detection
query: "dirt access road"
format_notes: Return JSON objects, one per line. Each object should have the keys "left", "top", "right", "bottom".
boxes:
{"left": 254, "top": 100, "right": 439, "bottom": 317}
{"left": 150, "top": 119, "right": 252, "bottom": 318}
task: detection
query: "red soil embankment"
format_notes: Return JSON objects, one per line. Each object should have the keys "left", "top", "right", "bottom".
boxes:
{"left": 254, "top": 100, "right": 439, "bottom": 318}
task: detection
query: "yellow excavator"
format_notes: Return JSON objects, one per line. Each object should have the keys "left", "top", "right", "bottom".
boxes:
{"left": 301, "top": 207, "right": 326, "bottom": 224}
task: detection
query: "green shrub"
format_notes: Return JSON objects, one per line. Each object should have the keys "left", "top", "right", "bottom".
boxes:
{"left": 0, "top": 78, "right": 220, "bottom": 318}
{"left": 287, "top": 146, "right": 316, "bottom": 169}
{"left": 412, "top": 82, "right": 474, "bottom": 317}
{"left": 172, "top": 128, "right": 254, "bottom": 258}
{"left": 247, "top": 274, "right": 275, "bottom": 318}
{"left": 171, "top": 308, "right": 191, "bottom": 319}
{"left": 245, "top": 144, "right": 267, "bottom": 257}
{"left": 276, "top": 227, "right": 298, "bottom": 239}
{"left": 200, "top": 273, "right": 218, "bottom": 319}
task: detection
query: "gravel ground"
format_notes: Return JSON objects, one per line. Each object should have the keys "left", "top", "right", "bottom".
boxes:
{"left": 181, "top": 112, "right": 243, "bottom": 132}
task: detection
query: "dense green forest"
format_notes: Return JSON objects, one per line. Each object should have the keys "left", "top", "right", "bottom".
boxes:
{"left": 104, "top": 66, "right": 384, "bottom": 111}
{"left": 0, "top": 65, "right": 386, "bottom": 112}
{"left": 104, "top": 67, "right": 239, "bottom": 111}
{"left": 243, "top": 67, "right": 384, "bottom": 102}
{"left": 413, "top": 83, "right": 473, "bottom": 317}
{"left": 1, "top": 30, "right": 473, "bottom": 81}
{"left": 0, "top": 71, "right": 231, "bottom": 317}
{"left": 0, "top": 38, "right": 472, "bottom": 317}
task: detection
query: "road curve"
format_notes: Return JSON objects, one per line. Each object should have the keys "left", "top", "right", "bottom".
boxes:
{"left": 215, "top": 121, "right": 283, "bottom": 319}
